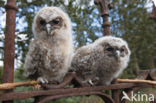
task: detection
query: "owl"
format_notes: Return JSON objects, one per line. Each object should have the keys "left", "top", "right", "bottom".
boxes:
{"left": 71, "top": 36, "right": 131, "bottom": 85}
{"left": 24, "top": 7, "right": 73, "bottom": 84}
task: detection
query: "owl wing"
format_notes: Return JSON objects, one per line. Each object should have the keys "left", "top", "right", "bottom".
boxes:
{"left": 71, "top": 43, "right": 104, "bottom": 84}
{"left": 71, "top": 45, "right": 96, "bottom": 79}
{"left": 24, "top": 40, "right": 46, "bottom": 79}
{"left": 71, "top": 45, "right": 91, "bottom": 70}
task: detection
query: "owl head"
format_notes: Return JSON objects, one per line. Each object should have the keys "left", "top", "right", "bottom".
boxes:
{"left": 94, "top": 36, "right": 131, "bottom": 65}
{"left": 32, "top": 7, "right": 72, "bottom": 39}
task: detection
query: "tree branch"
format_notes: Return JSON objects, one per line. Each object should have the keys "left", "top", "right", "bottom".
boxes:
{"left": 0, "top": 81, "right": 40, "bottom": 90}
{"left": 117, "top": 79, "right": 156, "bottom": 86}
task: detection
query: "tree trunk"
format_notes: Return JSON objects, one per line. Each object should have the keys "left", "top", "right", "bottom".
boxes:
{"left": 150, "top": 54, "right": 155, "bottom": 69}
{"left": 134, "top": 52, "right": 140, "bottom": 75}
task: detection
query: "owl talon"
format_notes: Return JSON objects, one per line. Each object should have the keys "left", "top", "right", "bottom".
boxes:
{"left": 88, "top": 79, "right": 94, "bottom": 86}
{"left": 37, "top": 77, "right": 49, "bottom": 84}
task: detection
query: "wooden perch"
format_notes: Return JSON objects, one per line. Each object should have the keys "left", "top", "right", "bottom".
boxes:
{"left": 0, "top": 81, "right": 40, "bottom": 90}
{"left": 0, "top": 78, "right": 156, "bottom": 91}
{"left": 117, "top": 79, "right": 156, "bottom": 86}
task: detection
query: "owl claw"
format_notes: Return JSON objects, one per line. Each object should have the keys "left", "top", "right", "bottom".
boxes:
{"left": 37, "top": 77, "right": 49, "bottom": 84}
{"left": 88, "top": 79, "right": 94, "bottom": 86}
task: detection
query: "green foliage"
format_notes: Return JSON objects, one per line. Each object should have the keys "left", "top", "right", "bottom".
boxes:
{"left": 79, "top": 95, "right": 104, "bottom": 103}
{"left": 49, "top": 96, "right": 82, "bottom": 103}
{"left": 14, "top": 68, "right": 35, "bottom": 103}
{"left": 14, "top": 96, "right": 34, "bottom": 103}
{"left": 110, "top": 0, "right": 156, "bottom": 77}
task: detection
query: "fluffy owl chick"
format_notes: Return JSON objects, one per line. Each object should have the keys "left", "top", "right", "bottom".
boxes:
{"left": 71, "top": 36, "right": 131, "bottom": 85}
{"left": 24, "top": 7, "right": 73, "bottom": 84}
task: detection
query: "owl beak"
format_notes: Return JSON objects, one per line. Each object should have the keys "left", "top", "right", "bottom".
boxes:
{"left": 46, "top": 24, "right": 53, "bottom": 35}
{"left": 116, "top": 50, "right": 120, "bottom": 57}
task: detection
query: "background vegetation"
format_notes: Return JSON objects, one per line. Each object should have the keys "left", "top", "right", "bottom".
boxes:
{"left": 0, "top": 0, "right": 156, "bottom": 103}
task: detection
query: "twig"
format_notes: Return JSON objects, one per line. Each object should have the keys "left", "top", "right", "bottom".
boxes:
{"left": 0, "top": 81, "right": 40, "bottom": 90}
{"left": 117, "top": 79, "right": 156, "bottom": 86}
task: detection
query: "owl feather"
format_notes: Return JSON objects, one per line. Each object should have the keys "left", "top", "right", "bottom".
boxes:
{"left": 24, "top": 7, "right": 73, "bottom": 84}
{"left": 71, "top": 36, "right": 131, "bottom": 85}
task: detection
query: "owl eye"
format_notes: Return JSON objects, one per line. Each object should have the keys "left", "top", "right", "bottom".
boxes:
{"left": 52, "top": 19, "right": 60, "bottom": 24}
{"left": 40, "top": 20, "right": 46, "bottom": 25}
{"left": 120, "top": 48, "right": 124, "bottom": 52}
{"left": 106, "top": 47, "right": 114, "bottom": 51}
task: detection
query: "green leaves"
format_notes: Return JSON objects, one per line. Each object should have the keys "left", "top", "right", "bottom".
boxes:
{"left": 110, "top": 0, "right": 156, "bottom": 77}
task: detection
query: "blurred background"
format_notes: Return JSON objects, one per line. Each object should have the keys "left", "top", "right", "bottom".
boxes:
{"left": 0, "top": 0, "right": 156, "bottom": 103}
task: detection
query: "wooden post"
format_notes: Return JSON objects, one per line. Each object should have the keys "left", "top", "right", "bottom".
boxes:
{"left": 94, "top": 0, "right": 120, "bottom": 102}
{"left": 150, "top": 1, "right": 156, "bottom": 22}
{"left": 2, "top": 0, "right": 17, "bottom": 103}
{"left": 94, "top": 0, "right": 111, "bottom": 36}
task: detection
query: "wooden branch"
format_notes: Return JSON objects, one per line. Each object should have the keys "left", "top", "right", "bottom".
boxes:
{"left": 0, "top": 78, "right": 156, "bottom": 91}
{"left": 117, "top": 79, "right": 156, "bottom": 87}
{"left": 0, "top": 81, "right": 40, "bottom": 90}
